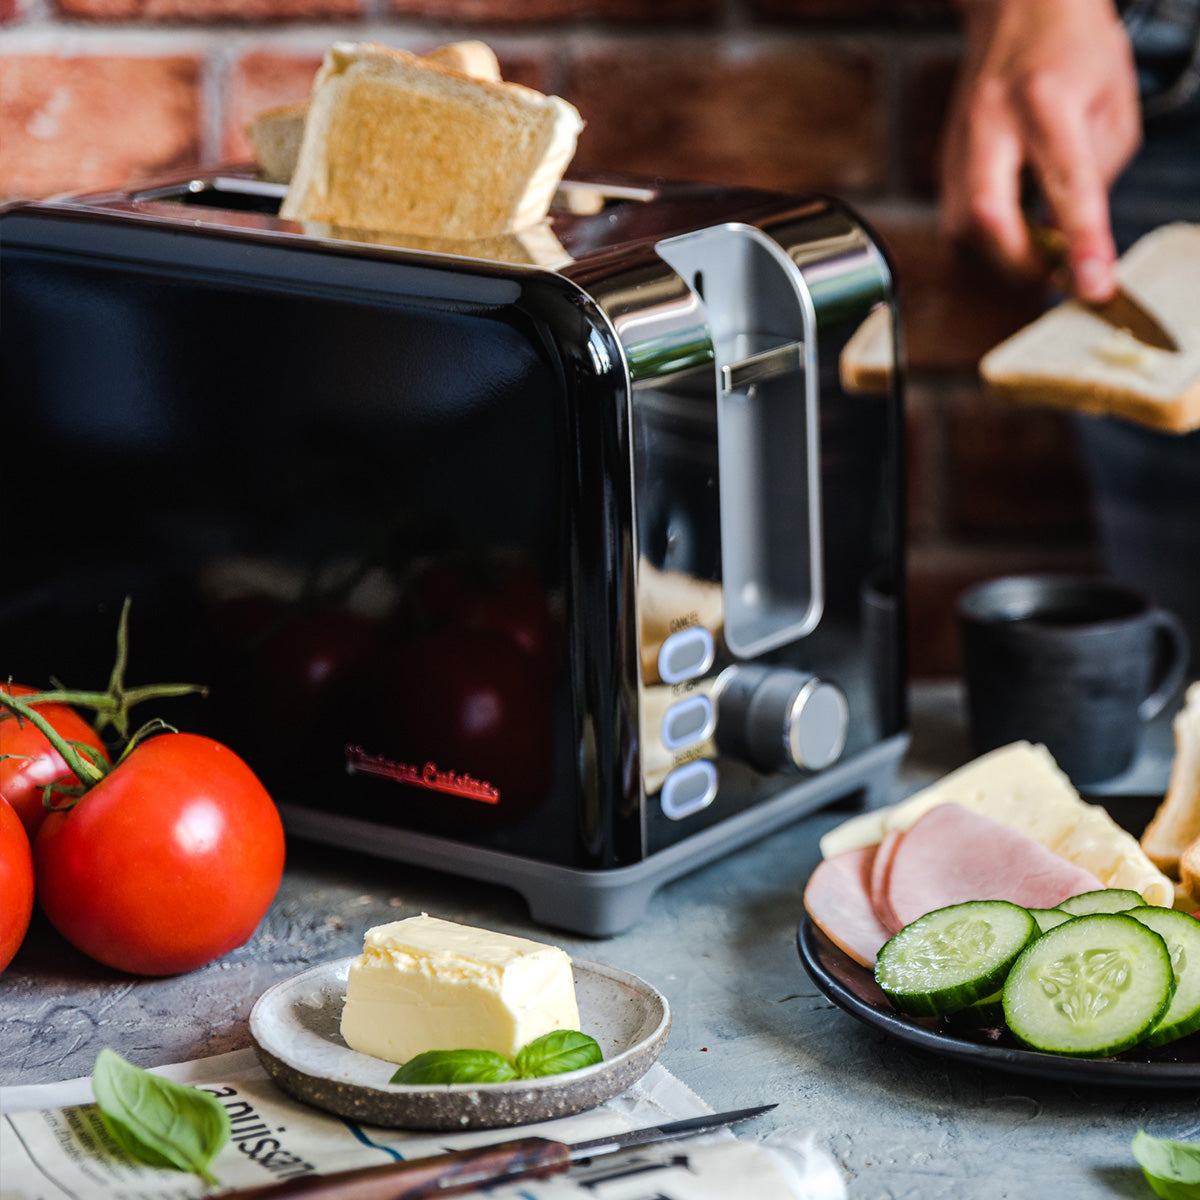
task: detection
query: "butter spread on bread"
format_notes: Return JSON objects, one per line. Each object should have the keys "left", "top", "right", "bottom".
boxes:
{"left": 280, "top": 42, "right": 582, "bottom": 240}
{"left": 820, "top": 741, "right": 1176, "bottom": 907}
{"left": 247, "top": 41, "right": 502, "bottom": 184}
{"left": 980, "top": 223, "right": 1200, "bottom": 433}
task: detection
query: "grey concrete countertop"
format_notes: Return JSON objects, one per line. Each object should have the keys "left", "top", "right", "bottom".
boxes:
{"left": 2, "top": 682, "right": 1196, "bottom": 1198}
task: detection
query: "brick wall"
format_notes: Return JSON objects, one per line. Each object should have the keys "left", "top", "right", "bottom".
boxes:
{"left": 0, "top": 0, "right": 1101, "bottom": 677}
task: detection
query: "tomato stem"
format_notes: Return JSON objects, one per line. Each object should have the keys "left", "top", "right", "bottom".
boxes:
{"left": 0, "top": 690, "right": 107, "bottom": 788}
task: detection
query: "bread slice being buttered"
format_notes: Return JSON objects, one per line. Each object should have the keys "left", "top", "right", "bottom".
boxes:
{"left": 980, "top": 223, "right": 1200, "bottom": 433}
{"left": 279, "top": 42, "right": 582, "bottom": 239}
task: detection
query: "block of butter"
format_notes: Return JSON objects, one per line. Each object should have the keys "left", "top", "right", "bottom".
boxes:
{"left": 340, "top": 914, "right": 580, "bottom": 1065}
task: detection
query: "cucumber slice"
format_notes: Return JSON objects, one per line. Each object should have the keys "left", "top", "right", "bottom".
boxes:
{"left": 875, "top": 901, "right": 1037, "bottom": 1018}
{"left": 946, "top": 989, "right": 1005, "bottom": 1030}
{"left": 1030, "top": 907, "right": 1072, "bottom": 934}
{"left": 1057, "top": 888, "right": 1146, "bottom": 916}
{"left": 1125, "top": 906, "right": 1200, "bottom": 1048}
{"left": 1003, "top": 914, "right": 1175, "bottom": 1057}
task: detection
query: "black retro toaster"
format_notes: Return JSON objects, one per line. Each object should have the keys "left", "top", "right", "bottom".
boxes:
{"left": 0, "top": 170, "right": 907, "bottom": 934}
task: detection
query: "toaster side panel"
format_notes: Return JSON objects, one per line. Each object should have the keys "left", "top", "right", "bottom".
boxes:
{"left": 0, "top": 210, "right": 639, "bottom": 872}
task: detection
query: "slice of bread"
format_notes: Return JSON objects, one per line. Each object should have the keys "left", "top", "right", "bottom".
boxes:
{"left": 248, "top": 100, "right": 309, "bottom": 184}
{"left": 839, "top": 302, "right": 895, "bottom": 396}
{"left": 1142, "top": 681, "right": 1200, "bottom": 876}
{"left": 1181, "top": 836, "right": 1200, "bottom": 905}
{"left": 980, "top": 223, "right": 1200, "bottom": 433}
{"left": 247, "top": 41, "right": 502, "bottom": 184}
{"left": 279, "top": 42, "right": 582, "bottom": 239}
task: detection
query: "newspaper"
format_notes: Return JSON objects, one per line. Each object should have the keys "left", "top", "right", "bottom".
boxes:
{"left": 0, "top": 1050, "right": 846, "bottom": 1200}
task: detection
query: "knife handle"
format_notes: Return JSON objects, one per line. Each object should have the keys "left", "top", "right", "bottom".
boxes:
{"left": 212, "top": 1137, "right": 571, "bottom": 1200}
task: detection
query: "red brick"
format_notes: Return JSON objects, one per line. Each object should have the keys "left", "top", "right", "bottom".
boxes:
{"left": 747, "top": 0, "right": 955, "bottom": 20}
{"left": 904, "top": 379, "right": 944, "bottom": 540}
{"left": 0, "top": 55, "right": 201, "bottom": 202}
{"left": 58, "top": 0, "right": 361, "bottom": 17}
{"left": 945, "top": 389, "right": 1093, "bottom": 538}
{"left": 224, "top": 51, "right": 324, "bottom": 164}
{"left": 587, "top": 0, "right": 720, "bottom": 18}
{"left": 565, "top": 37, "right": 884, "bottom": 193}
{"left": 863, "top": 206, "right": 1045, "bottom": 372}
{"left": 386, "top": 0, "right": 583, "bottom": 21}
{"left": 904, "top": 49, "right": 958, "bottom": 197}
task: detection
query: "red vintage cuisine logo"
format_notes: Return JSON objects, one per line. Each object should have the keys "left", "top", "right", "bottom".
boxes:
{"left": 344, "top": 745, "right": 501, "bottom": 804}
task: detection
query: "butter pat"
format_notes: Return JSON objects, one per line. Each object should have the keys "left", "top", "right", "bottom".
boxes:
{"left": 340, "top": 914, "right": 579, "bottom": 1065}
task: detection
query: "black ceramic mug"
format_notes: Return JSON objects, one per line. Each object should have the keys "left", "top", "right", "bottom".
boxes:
{"left": 958, "top": 574, "right": 1190, "bottom": 785}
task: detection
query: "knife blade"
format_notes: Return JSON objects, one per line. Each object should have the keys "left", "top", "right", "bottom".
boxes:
{"left": 1024, "top": 217, "right": 1179, "bottom": 353}
{"left": 211, "top": 1104, "right": 777, "bottom": 1200}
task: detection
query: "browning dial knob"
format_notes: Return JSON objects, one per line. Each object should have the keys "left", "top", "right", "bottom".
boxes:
{"left": 715, "top": 664, "right": 849, "bottom": 773}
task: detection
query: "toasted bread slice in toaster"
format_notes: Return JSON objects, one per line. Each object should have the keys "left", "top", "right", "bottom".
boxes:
{"left": 279, "top": 41, "right": 582, "bottom": 239}
{"left": 247, "top": 41, "right": 502, "bottom": 184}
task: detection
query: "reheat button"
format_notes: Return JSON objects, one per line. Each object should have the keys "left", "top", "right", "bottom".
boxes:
{"left": 660, "top": 760, "right": 718, "bottom": 820}
{"left": 662, "top": 694, "right": 714, "bottom": 751}
{"left": 657, "top": 626, "right": 715, "bottom": 684}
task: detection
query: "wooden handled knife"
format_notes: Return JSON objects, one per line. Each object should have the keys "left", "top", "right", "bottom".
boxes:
{"left": 1025, "top": 218, "right": 1178, "bottom": 353}
{"left": 210, "top": 1104, "right": 777, "bottom": 1200}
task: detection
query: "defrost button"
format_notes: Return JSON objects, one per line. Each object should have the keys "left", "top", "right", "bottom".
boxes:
{"left": 657, "top": 626, "right": 715, "bottom": 684}
{"left": 660, "top": 760, "right": 718, "bottom": 821}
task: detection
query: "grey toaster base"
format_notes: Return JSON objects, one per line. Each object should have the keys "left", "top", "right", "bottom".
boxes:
{"left": 278, "top": 732, "right": 909, "bottom": 937}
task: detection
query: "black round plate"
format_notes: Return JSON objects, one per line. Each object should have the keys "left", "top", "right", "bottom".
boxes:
{"left": 797, "top": 917, "right": 1200, "bottom": 1088}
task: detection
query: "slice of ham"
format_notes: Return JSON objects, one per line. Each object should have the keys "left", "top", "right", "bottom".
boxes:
{"left": 869, "top": 827, "right": 905, "bottom": 934}
{"left": 803, "top": 844, "right": 894, "bottom": 968}
{"left": 886, "top": 802, "right": 1104, "bottom": 930}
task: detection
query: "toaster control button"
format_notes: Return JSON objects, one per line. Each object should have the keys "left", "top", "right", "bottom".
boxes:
{"left": 661, "top": 694, "right": 715, "bottom": 751}
{"left": 660, "top": 759, "right": 718, "bottom": 820}
{"left": 715, "top": 665, "right": 849, "bottom": 773}
{"left": 657, "top": 626, "right": 715, "bottom": 685}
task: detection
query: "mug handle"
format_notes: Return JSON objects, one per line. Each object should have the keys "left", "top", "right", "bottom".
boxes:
{"left": 1139, "top": 608, "right": 1191, "bottom": 722}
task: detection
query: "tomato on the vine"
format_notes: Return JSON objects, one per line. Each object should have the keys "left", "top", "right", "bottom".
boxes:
{"left": 0, "top": 796, "right": 34, "bottom": 975}
{"left": 34, "top": 732, "right": 285, "bottom": 976}
{"left": 0, "top": 683, "right": 109, "bottom": 839}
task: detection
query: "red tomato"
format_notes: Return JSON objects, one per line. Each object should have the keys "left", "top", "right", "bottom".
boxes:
{"left": 34, "top": 733, "right": 285, "bottom": 976}
{"left": 0, "top": 683, "right": 109, "bottom": 839}
{"left": 0, "top": 796, "right": 34, "bottom": 975}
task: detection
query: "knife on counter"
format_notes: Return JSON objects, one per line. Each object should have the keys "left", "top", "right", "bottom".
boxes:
{"left": 1024, "top": 216, "right": 1179, "bottom": 353}
{"left": 212, "top": 1104, "right": 777, "bottom": 1200}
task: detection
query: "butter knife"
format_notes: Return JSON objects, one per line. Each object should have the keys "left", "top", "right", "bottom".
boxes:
{"left": 211, "top": 1104, "right": 777, "bottom": 1199}
{"left": 1025, "top": 218, "right": 1179, "bottom": 353}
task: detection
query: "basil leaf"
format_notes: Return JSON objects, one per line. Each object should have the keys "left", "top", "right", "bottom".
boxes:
{"left": 1132, "top": 1131, "right": 1200, "bottom": 1200}
{"left": 515, "top": 1030, "right": 602, "bottom": 1079}
{"left": 391, "top": 1049, "right": 519, "bottom": 1085}
{"left": 91, "top": 1049, "right": 230, "bottom": 1186}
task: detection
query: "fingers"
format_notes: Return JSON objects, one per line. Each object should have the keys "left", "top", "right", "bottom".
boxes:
{"left": 940, "top": 83, "right": 1044, "bottom": 282}
{"left": 938, "top": 0, "right": 1141, "bottom": 302}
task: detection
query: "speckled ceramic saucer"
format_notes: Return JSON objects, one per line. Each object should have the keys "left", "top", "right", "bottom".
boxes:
{"left": 248, "top": 957, "right": 671, "bottom": 1130}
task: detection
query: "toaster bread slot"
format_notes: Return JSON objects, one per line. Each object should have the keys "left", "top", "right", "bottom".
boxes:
{"left": 656, "top": 226, "right": 822, "bottom": 659}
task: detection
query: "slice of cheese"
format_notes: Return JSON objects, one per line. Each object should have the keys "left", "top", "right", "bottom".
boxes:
{"left": 340, "top": 914, "right": 579, "bottom": 1065}
{"left": 819, "top": 742, "right": 1175, "bottom": 907}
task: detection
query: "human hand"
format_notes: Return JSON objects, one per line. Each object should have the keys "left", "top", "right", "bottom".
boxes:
{"left": 940, "top": 0, "right": 1142, "bottom": 303}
